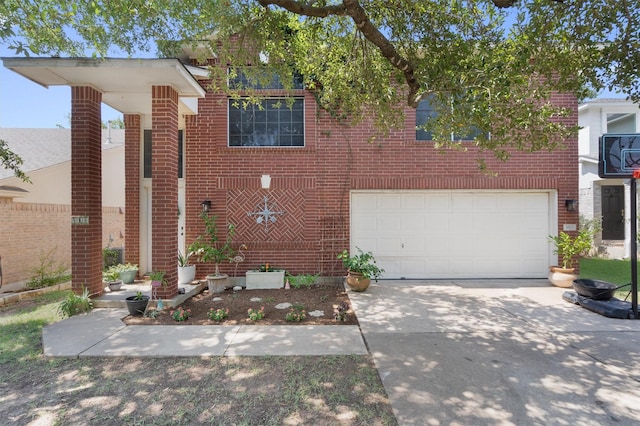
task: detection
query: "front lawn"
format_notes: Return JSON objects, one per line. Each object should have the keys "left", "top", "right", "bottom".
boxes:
{"left": 579, "top": 258, "right": 639, "bottom": 299}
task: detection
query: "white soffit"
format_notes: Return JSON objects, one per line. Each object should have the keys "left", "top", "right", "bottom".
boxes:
{"left": 1, "top": 57, "right": 206, "bottom": 116}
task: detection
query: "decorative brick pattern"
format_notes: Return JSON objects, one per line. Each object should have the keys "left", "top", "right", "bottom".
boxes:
{"left": 227, "top": 189, "right": 305, "bottom": 241}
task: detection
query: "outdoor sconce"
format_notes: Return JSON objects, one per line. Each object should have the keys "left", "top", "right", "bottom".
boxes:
{"left": 565, "top": 199, "right": 578, "bottom": 212}
{"left": 201, "top": 200, "right": 211, "bottom": 213}
{"left": 261, "top": 174, "right": 271, "bottom": 190}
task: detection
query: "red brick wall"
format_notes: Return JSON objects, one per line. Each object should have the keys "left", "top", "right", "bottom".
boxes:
{"left": 151, "top": 86, "right": 179, "bottom": 298}
{"left": 124, "top": 114, "right": 141, "bottom": 274}
{"left": 71, "top": 86, "right": 104, "bottom": 295}
{"left": 0, "top": 198, "right": 123, "bottom": 286}
{"left": 184, "top": 82, "right": 578, "bottom": 277}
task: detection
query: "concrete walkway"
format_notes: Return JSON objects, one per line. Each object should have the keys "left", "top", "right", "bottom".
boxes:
{"left": 42, "top": 307, "right": 367, "bottom": 357}
{"left": 39, "top": 279, "right": 640, "bottom": 425}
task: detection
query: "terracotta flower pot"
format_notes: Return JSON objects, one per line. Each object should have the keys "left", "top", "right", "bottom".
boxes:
{"left": 547, "top": 266, "right": 577, "bottom": 288}
{"left": 346, "top": 271, "right": 371, "bottom": 292}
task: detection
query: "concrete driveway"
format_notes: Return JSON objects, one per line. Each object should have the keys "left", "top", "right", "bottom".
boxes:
{"left": 348, "top": 279, "right": 640, "bottom": 426}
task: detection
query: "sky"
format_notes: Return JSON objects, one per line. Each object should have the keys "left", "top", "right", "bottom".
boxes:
{"left": 0, "top": 44, "right": 128, "bottom": 128}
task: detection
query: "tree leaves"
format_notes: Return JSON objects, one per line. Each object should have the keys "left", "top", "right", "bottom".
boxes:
{"left": 1, "top": 0, "right": 638, "bottom": 162}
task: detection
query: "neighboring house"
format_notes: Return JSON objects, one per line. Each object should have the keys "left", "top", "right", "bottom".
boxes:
{"left": 578, "top": 99, "right": 640, "bottom": 258}
{"left": 0, "top": 128, "right": 125, "bottom": 285}
{"left": 2, "top": 53, "right": 578, "bottom": 298}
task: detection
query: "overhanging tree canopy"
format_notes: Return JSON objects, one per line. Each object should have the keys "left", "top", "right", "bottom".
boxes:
{"left": 1, "top": 0, "right": 639, "bottom": 168}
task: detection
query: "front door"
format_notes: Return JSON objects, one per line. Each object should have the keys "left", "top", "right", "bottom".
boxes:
{"left": 602, "top": 186, "right": 624, "bottom": 240}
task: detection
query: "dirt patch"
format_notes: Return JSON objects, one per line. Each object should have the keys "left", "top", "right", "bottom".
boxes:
{"left": 123, "top": 284, "right": 357, "bottom": 325}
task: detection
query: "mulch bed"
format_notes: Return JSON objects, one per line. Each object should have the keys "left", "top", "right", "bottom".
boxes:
{"left": 123, "top": 284, "right": 358, "bottom": 326}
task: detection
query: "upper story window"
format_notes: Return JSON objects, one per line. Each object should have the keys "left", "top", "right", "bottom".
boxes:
{"left": 416, "top": 98, "right": 483, "bottom": 141}
{"left": 228, "top": 98, "right": 304, "bottom": 147}
{"left": 228, "top": 68, "right": 304, "bottom": 90}
{"left": 228, "top": 68, "right": 305, "bottom": 147}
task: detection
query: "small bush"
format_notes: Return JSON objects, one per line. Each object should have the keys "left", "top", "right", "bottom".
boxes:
{"left": 171, "top": 307, "right": 191, "bottom": 321}
{"left": 334, "top": 301, "right": 350, "bottom": 322}
{"left": 26, "top": 247, "right": 70, "bottom": 289}
{"left": 285, "top": 304, "right": 307, "bottom": 322}
{"left": 248, "top": 307, "right": 265, "bottom": 321}
{"left": 287, "top": 273, "right": 319, "bottom": 289}
{"left": 207, "top": 308, "right": 229, "bottom": 321}
{"left": 58, "top": 287, "right": 93, "bottom": 318}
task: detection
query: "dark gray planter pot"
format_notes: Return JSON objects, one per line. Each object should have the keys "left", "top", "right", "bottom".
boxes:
{"left": 125, "top": 295, "right": 149, "bottom": 316}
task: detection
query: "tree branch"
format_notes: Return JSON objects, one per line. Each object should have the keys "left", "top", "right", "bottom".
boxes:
{"left": 257, "top": 0, "right": 348, "bottom": 17}
{"left": 258, "top": 0, "right": 422, "bottom": 107}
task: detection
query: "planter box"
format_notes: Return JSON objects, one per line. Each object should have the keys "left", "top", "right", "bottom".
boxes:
{"left": 245, "top": 270, "right": 285, "bottom": 290}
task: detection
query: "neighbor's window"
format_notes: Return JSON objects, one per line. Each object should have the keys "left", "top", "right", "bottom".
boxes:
{"left": 607, "top": 113, "right": 636, "bottom": 134}
{"left": 416, "top": 98, "right": 483, "bottom": 141}
{"left": 228, "top": 98, "right": 304, "bottom": 147}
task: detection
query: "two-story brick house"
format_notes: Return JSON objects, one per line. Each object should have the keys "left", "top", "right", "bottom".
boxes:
{"left": 2, "top": 50, "right": 578, "bottom": 298}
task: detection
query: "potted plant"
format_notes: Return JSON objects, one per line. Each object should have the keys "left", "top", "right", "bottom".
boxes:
{"left": 114, "top": 263, "right": 138, "bottom": 284}
{"left": 548, "top": 218, "right": 600, "bottom": 287}
{"left": 103, "top": 268, "right": 123, "bottom": 291}
{"left": 245, "top": 263, "right": 286, "bottom": 289}
{"left": 125, "top": 291, "right": 149, "bottom": 316}
{"left": 149, "top": 271, "right": 167, "bottom": 287}
{"left": 102, "top": 247, "right": 120, "bottom": 269}
{"left": 190, "top": 213, "right": 236, "bottom": 294}
{"left": 178, "top": 250, "right": 196, "bottom": 284}
{"left": 337, "top": 247, "right": 385, "bottom": 292}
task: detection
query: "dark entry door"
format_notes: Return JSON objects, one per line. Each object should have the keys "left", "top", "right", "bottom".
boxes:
{"left": 602, "top": 186, "right": 624, "bottom": 240}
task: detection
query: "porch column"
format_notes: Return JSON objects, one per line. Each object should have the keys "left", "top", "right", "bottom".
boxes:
{"left": 71, "top": 86, "right": 103, "bottom": 296}
{"left": 151, "top": 85, "right": 179, "bottom": 298}
{"left": 124, "top": 114, "right": 141, "bottom": 275}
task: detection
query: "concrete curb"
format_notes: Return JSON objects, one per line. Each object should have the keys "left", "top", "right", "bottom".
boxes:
{"left": 0, "top": 282, "right": 72, "bottom": 306}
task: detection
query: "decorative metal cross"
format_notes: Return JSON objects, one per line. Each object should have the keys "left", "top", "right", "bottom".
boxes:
{"left": 247, "top": 195, "right": 285, "bottom": 232}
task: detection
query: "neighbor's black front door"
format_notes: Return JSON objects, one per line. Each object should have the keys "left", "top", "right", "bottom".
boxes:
{"left": 602, "top": 186, "right": 625, "bottom": 240}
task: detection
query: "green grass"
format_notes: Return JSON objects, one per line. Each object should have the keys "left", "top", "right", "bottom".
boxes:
{"left": 0, "top": 289, "right": 398, "bottom": 425}
{"left": 579, "top": 258, "right": 639, "bottom": 299}
{"left": 0, "top": 289, "right": 70, "bottom": 363}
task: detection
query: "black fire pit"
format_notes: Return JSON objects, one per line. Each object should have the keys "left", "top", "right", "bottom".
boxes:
{"left": 572, "top": 279, "right": 618, "bottom": 301}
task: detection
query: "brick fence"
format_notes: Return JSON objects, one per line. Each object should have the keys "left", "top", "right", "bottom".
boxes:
{"left": 0, "top": 198, "right": 124, "bottom": 285}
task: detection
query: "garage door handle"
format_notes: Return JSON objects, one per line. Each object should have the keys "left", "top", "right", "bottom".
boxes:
{"left": 401, "top": 243, "right": 404, "bottom": 248}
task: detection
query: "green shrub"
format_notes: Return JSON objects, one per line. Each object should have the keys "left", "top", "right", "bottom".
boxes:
{"left": 58, "top": 287, "right": 93, "bottom": 318}
{"left": 287, "top": 273, "right": 319, "bottom": 289}
{"left": 25, "top": 247, "right": 70, "bottom": 289}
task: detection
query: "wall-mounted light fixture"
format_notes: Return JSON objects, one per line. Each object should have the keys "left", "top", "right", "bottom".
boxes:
{"left": 201, "top": 200, "right": 211, "bottom": 213}
{"left": 261, "top": 174, "right": 271, "bottom": 190}
{"left": 565, "top": 199, "right": 578, "bottom": 212}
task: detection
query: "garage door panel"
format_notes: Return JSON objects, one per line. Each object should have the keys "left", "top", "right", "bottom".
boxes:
{"left": 404, "top": 194, "right": 426, "bottom": 209}
{"left": 352, "top": 191, "right": 551, "bottom": 279}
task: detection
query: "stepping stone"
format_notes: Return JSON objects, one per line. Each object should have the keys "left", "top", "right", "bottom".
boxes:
{"left": 275, "top": 302, "right": 292, "bottom": 309}
{"left": 309, "top": 310, "right": 324, "bottom": 317}
{"left": 250, "top": 297, "right": 262, "bottom": 302}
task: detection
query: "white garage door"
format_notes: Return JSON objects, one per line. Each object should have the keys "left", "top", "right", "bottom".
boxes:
{"left": 351, "top": 191, "right": 552, "bottom": 279}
